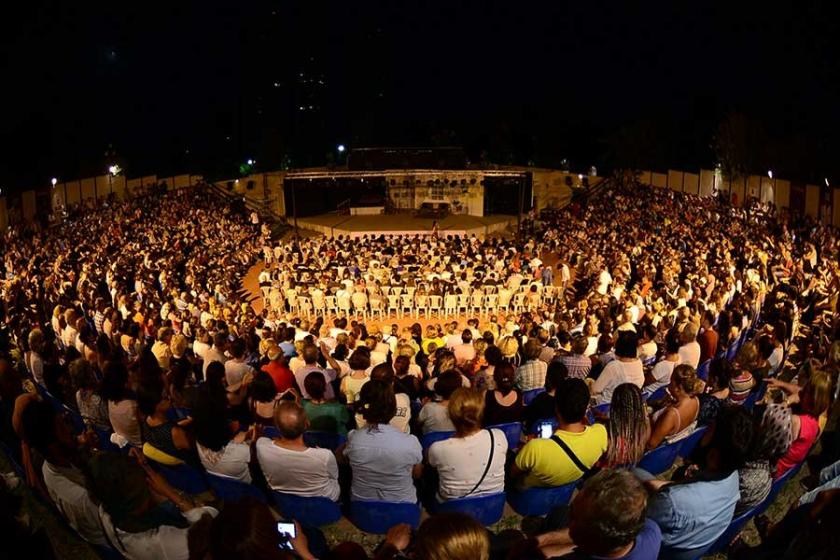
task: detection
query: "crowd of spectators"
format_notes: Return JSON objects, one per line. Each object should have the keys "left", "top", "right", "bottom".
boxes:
{"left": 0, "top": 180, "right": 839, "bottom": 559}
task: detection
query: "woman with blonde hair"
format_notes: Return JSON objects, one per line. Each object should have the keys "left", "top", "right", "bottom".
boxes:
{"left": 647, "top": 364, "right": 702, "bottom": 449}
{"left": 380, "top": 512, "right": 490, "bottom": 560}
{"left": 497, "top": 335, "right": 520, "bottom": 366}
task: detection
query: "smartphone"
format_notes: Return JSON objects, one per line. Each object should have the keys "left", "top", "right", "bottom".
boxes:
{"left": 538, "top": 421, "right": 554, "bottom": 439}
{"left": 277, "top": 522, "right": 296, "bottom": 550}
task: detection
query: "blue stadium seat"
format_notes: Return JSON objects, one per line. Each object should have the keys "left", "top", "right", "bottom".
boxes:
{"left": 421, "top": 430, "right": 456, "bottom": 450}
{"left": 207, "top": 472, "right": 267, "bottom": 504}
{"left": 150, "top": 462, "right": 209, "bottom": 495}
{"left": 696, "top": 360, "right": 711, "bottom": 381}
{"left": 508, "top": 481, "right": 578, "bottom": 516}
{"left": 726, "top": 342, "right": 739, "bottom": 361}
{"left": 743, "top": 381, "right": 768, "bottom": 411}
{"left": 522, "top": 388, "right": 545, "bottom": 406}
{"left": 261, "top": 426, "right": 281, "bottom": 439}
{"left": 637, "top": 439, "right": 683, "bottom": 475}
{"left": 486, "top": 422, "right": 523, "bottom": 451}
{"left": 643, "top": 385, "right": 668, "bottom": 402}
{"left": 349, "top": 500, "right": 421, "bottom": 533}
{"left": 677, "top": 426, "right": 708, "bottom": 459}
{"left": 430, "top": 492, "right": 507, "bottom": 525}
{"left": 272, "top": 491, "right": 342, "bottom": 527}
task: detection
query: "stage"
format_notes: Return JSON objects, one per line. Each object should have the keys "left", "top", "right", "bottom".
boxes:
{"left": 294, "top": 213, "right": 517, "bottom": 238}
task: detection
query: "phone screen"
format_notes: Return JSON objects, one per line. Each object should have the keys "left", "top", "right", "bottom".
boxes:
{"left": 277, "top": 522, "right": 296, "bottom": 549}
{"left": 539, "top": 422, "right": 553, "bottom": 439}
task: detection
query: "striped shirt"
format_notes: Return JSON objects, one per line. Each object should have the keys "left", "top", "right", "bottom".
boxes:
{"left": 560, "top": 353, "right": 592, "bottom": 380}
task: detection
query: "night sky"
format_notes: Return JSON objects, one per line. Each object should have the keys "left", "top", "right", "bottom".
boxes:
{"left": 1, "top": 1, "right": 838, "bottom": 192}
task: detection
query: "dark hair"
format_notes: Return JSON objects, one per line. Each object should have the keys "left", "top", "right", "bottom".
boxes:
{"left": 249, "top": 371, "right": 277, "bottom": 403}
{"left": 708, "top": 406, "right": 754, "bottom": 473}
{"left": 100, "top": 361, "right": 129, "bottom": 402}
{"left": 493, "top": 362, "right": 516, "bottom": 395}
{"left": 370, "top": 363, "right": 395, "bottom": 384}
{"left": 192, "top": 386, "right": 231, "bottom": 452}
{"left": 664, "top": 329, "right": 681, "bottom": 354}
{"left": 546, "top": 361, "right": 568, "bottom": 389}
{"left": 569, "top": 470, "right": 647, "bottom": 555}
{"left": 348, "top": 349, "right": 372, "bottom": 371}
{"left": 393, "top": 355, "right": 410, "bottom": 377}
{"left": 484, "top": 345, "right": 503, "bottom": 366}
{"left": 436, "top": 369, "right": 462, "bottom": 399}
{"left": 461, "top": 329, "right": 473, "bottom": 344}
{"left": 614, "top": 331, "right": 638, "bottom": 359}
{"left": 19, "top": 399, "right": 56, "bottom": 456}
{"left": 332, "top": 344, "right": 349, "bottom": 361}
{"left": 229, "top": 338, "right": 246, "bottom": 359}
{"left": 708, "top": 358, "right": 734, "bottom": 390}
{"left": 304, "top": 371, "right": 327, "bottom": 400}
{"left": 136, "top": 375, "right": 165, "bottom": 416}
{"left": 358, "top": 379, "right": 396, "bottom": 426}
{"left": 555, "top": 378, "right": 590, "bottom": 423}
{"left": 302, "top": 344, "right": 319, "bottom": 364}
{"left": 205, "top": 498, "right": 287, "bottom": 560}
{"left": 205, "top": 361, "right": 226, "bottom": 394}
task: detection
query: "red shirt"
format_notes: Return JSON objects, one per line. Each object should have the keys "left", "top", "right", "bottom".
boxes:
{"left": 261, "top": 361, "right": 295, "bottom": 393}
{"left": 698, "top": 328, "right": 719, "bottom": 363}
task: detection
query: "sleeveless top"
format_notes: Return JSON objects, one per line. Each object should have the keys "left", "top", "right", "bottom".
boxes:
{"left": 653, "top": 397, "right": 699, "bottom": 443}
{"left": 142, "top": 420, "right": 192, "bottom": 463}
{"left": 776, "top": 414, "right": 819, "bottom": 478}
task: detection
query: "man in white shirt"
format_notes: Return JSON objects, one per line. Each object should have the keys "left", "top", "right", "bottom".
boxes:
{"left": 256, "top": 401, "right": 340, "bottom": 501}
{"left": 225, "top": 338, "right": 255, "bottom": 390}
{"left": 203, "top": 333, "right": 229, "bottom": 377}
{"left": 678, "top": 323, "right": 702, "bottom": 369}
{"left": 20, "top": 398, "right": 108, "bottom": 547}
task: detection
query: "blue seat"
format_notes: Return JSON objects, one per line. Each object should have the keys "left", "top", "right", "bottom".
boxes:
{"left": 151, "top": 462, "right": 209, "bottom": 495}
{"left": 743, "top": 381, "right": 768, "bottom": 411}
{"left": 421, "top": 430, "right": 456, "bottom": 450}
{"left": 63, "top": 405, "right": 87, "bottom": 435}
{"left": 703, "top": 504, "right": 758, "bottom": 555}
{"left": 430, "top": 492, "right": 506, "bottom": 525}
{"left": 677, "top": 426, "right": 707, "bottom": 458}
{"left": 261, "top": 425, "right": 281, "bottom": 439}
{"left": 487, "top": 422, "right": 523, "bottom": 451}
{"left": 523, "top": 388, "right": 545, "bottom": 406}
{"left": 207, "top": 472, "right": 267, "bottom": 503}
{"left": 637, "top": 439, "right": 683, "bottom": 475}
{"left": 166, "top": 407, "right": 191, "bottom": 422}
{"left": 593, "top": 403, "right": 610, "bottom": 417}
{"left": 725, "top": 342, "right": 739, "bottom": 361}
{"left": 303, "top": 431, "right": 347, "bottom": 450}
{"left": 696, "top": 360, "right": 711, "bottom": 381}
{"left": 93, "top": 426, "right": 122, "bottom": 453}
{"left": 272, "top": 491, "right": 342, "bottom": 527}
{"left": 349, "top": 500, "right": 421, "bottom": 534}
{"left": 643, "top": 385, "right": 668, "bottom": 402}
{"left": 508, "top": 481, "right": 577, "bottom": 516}
{"left": 643, "top": 356, "right": 657, "bottom": 368}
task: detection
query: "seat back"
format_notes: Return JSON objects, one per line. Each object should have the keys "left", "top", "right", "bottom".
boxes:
{"left": 508, "top": 481, "right": 577, "bottom": 516}
{"left": 643, "top": 385, "right": 668, "bottom": 402}
{"left": 150, "top": 461, "right": 209, "bottom": 495}
{"left": 725, "top": 342, "right": 739, "bottom": 361}
{"left": 696, "top": 359, "right": 711, "bottom": 381}
{"left": 433, "top": 492, "right": 506, "bottom": 525}
{"left": 421, "top": 430, "right": 456, "bottom": 450}
{"left": 486, "top": 422, "right": 522, "bottom": 451}
{"left": 637, "top": 439, "right": 683, "bottom": 475}
{"left": 522, "top": 388, "right": 545, "bottom": 406}
{"left": 273, "top": 491, "right": 342, "bottom": 527}
{"left": 677, "top": 426, "right": 707, "bottom": 458}
{"left": 207, "top": 472, "right": 267, "bottom": 504}
{"left": 304, "top": 431, "right": 347, "bottom": 451}
{"left": 349, "top": 500, "right": 420, "bottom": 534}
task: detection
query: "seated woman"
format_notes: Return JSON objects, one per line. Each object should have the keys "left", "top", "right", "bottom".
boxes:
{"left": 342, "top": 379, "right": 422, "bottom": 503}
{"left": 427, "top": 388, "right": 508, "bottom": 502}
{"left": 340, "top": 349, "right": 371, "bottom": 404}
{"left": 100, "top": 361, "right": 143, "bottom": 447}
{"left": 192, "top": 386, "right": 253, "bottom": 482}
{"left": 644, "top": 330, "right": 680, "bottom": 394}
{"left": 601, "top": 383, "right": 649, "bottom": 468}
{"left": 482, "top": 362, "right": 523, "bottom": 427}
{"left": 137, "top": 376, "right": 196, "bottom": 464}
{"left": 248, "top": 371, "right": 280, "bottom": 426}
{"left": 393, "top": 355, "right": 421, "bottom": 402}
{"left": 301, "top": 371, "right": 350, "bottom": 436}
{"left": 767, "top": 369, "right": 831, "bottom": 478}
{"left": 647, "top": 365, "right": 701, "bottom": 450}
{"left": 728, "top": 343, "right": 758, "bottom": 405}
{"left": 696, "top": 358, "right": 732, "bottom": 426}
{"left": 70, "top": 358, "right": 110, "bottom": 430}
{"left": 417, "top": 369, "right": 461, "bottom": 435}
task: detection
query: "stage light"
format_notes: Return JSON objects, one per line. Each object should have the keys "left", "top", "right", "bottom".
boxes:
{"left": 108, "top": 164, "right": 121, "bottom": 176}
{"left": 577, "top": 174, "right": 583, "bottom": 180}
{"left": 337, "top": 144, "right": 346, "bottom": 153}
{"left": 235, "top": 179, "right": 240, "bottom": 184}
{"left": 825, "top": 178, "right": 830, "bottom": 187}
{"left": 767, "top": 170, "right": 773, "bottom": 179}
{"left": 51, "top": 178, "right": 58, "bottom": 186}
{"left": 246, "top": 159, "right": 255, "bottom": 166}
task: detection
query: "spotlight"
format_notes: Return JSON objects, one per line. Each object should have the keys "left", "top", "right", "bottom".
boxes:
{"left": 337, "top": 144, "right": 346, "bottom": 153}
{"left": 767, "top": 170, "right": 773, "bottom": 179}
{"left": 51, "top": 178, "right": 58, "bottom": 186}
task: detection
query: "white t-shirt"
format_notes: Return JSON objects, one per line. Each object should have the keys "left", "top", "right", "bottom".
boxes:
{"left": 197, "top": 441, "right": 252, "bottom": 483}
{"left": 428, "top": 429, "right": 508, "bottom": 502}
{"left": 417, "top": 402, "right": 455, "bottom": 435}
{"left": 646, "top": 358, "right": 679, "bottom": 393}
{"left": 255, "top": 438, "right": 340, "bottom": 501}
{"left": 591, "top": 359, "right": 644, "bottom": 405}
{"left": 678, "top": 341, "right": 701, "bottom": 369}
{"left": 638, "top": 341, "right": 658, "bottom": 361}
{"left": 101, "top": 505, "right": 218, "bottom": 560}
{"left": 42, "top": 462, "right": 108, "bottom": 546}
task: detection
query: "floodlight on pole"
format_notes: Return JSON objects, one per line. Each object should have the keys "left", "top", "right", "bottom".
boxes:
{"left": 51, "top": 178, "right": 57, "bottom": 186}
{"left": 246, "top": 159, "right": 254, "bottom": 166}
{"left": 337, "top": 144, "right": 346, "bottom": 153}
{"left": 767, "top": 170, "right": 773, "bottom": 179}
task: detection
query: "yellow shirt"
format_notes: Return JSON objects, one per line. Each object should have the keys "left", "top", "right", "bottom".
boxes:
{"left": 515, "top": 424, "right": 608, "bottom": 488}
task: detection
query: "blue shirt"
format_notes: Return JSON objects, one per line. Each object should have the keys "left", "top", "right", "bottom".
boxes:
{"left": 279, "top": 341, "right": 297, "bottom": 358}
{"left": 647, "top": 472, "right": 739, "bottom": 553}
{"left": 345, "top": 424, "right": 422, "bottom": 503}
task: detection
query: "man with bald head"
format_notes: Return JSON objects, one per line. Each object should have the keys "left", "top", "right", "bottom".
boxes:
{"left": 254, "top": 401, "right": 340, "bottom": 501}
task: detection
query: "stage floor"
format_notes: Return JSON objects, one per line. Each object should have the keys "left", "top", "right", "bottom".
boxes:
{"left": 294, "top": 213, "right": 517, "bottom": 238}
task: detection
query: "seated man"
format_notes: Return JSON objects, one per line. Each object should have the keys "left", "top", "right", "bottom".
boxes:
{"left": 256, "top": 400, "right": 340, "bottom": 501}
{"left": 591, "top": 331, "right": 644, "bottom": 405}
{"left": 515, "top": 338, "right": 549, "bottom": 391}
{"left": 512, "top": 378, "right": 607, "bottom": 488}
{"left": 530, "top": 470, "right": 662, "bottom": 559}
{"left": 645, "top": 406, "right": 753, "bottom": 560}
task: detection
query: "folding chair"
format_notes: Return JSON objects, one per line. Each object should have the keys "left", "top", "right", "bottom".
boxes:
{"left": 428, "top": 295, "right": 443, "bottom": 318}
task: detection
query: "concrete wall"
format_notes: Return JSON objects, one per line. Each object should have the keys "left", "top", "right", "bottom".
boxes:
{"left": 21, "top": 191, "right": 36, "bottom": 222}
{"left": 652, "top": 172, "right": 667, "bottom": 187}
{"left": 683, "top": 172, "right": 699, "bottom": 195}
{"left": 805, "top": 184, "right": 820, "bottom": 219}
{"left": 699, "top": 169, "right": 715, "bottom": 197}
{"left": 667, "top": 170, "right": 684, "bottom": 191}
{"left": 775, "top": 179, "right": 790, "bottom": 209}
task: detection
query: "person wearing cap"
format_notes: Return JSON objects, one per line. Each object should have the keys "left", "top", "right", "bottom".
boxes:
{"left": 261, "top": 343, "right": 296, "bottom": 394}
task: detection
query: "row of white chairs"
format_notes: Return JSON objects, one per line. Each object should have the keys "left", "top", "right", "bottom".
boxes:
{"left": 276, "top": 290, "right": 559, "bottom": 319}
